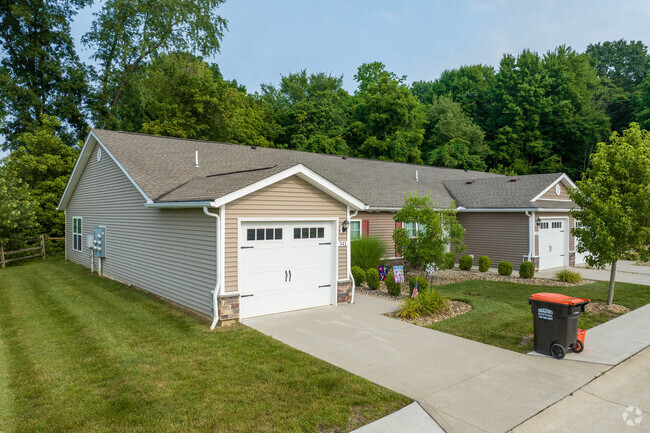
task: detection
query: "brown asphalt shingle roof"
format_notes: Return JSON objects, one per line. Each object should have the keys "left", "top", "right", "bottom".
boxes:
{"left": 92, "top": 129, "right": 573, "bottom": 209}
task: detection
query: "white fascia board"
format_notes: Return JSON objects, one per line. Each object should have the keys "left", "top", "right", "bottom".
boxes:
{"left": 145, "top": 201, "right": 215, "bottom": 209}
{"left": 530, "top": 173, "right": 578, "bottom": 202}
{"left": 536, "top": 208, "right": 576, "bottom": 212}
{"left": 455, "top": 208, "right": 536, "bottom": 212}
{"left": 210, "top": 164, "right": 367, "bottom": 210}
{"left": 58, "top": 131, "right": 153, "bottom": 210}
{"left": 365, "top": 207, "right": 402, "bottom": 212}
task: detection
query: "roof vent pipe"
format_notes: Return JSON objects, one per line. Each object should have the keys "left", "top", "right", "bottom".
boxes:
{"left": 416, "top": 170, "right": 419, "bottom": 182}
{"left": 194, "top": 151, "right": 200, "bottom": 168}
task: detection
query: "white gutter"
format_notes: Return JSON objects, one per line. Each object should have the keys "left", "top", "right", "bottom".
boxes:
{"left": 348, "top": 207, "right": 359, "bottom": 304}
{"left": 525, "top": 211, "right": 535, "bottom": 260}
{"left": 203, "top": 206, "right": 222, "bottom": 330}
{"left": 146, "top": 201, "right": 215, "bottom": 209}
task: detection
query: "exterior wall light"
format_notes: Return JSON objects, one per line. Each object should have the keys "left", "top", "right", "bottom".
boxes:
{"left": 341, "top": 220, "right": 350, "bottom": 233}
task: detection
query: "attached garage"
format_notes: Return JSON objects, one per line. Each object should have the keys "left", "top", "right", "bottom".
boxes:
{"left": 238, "top": 220, "right": 336, "bottom": 319}
{"left": 538, "top": 218, "right": 569, "bottom": 270}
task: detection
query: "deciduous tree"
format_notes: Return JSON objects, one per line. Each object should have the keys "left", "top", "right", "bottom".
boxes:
{"left": 570, "top": 123, "right": 650, "bottom": 304}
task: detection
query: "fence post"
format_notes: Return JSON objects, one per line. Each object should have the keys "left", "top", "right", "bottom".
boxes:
{"left": 41, "top": 235, "right": 46, "bottom": 259}
{"left": 0, "top": 241, "right": 5, "bottom": 269}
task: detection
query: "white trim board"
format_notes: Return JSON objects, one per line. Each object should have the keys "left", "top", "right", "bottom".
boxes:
{"left": 530, "top": 173, "right": 578, "bottom": 202}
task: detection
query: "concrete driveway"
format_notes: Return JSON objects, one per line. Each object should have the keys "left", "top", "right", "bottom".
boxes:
{"left": 536, "top": 260, "right": 650, "bottom": 285}
{"left": 244, "top": 295, "right": 607, "bottom": 433}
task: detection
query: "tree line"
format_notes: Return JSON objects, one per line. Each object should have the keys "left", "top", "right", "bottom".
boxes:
{"left": 1, "top": 0, "right": 650, "bottom": 244}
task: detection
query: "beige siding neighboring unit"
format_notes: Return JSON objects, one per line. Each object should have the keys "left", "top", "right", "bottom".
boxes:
{"left": 225, "top": 175, "right": 348, "bottom": 292}
{"left": 457, "top": 212, "right": 529, "bottom": 268}
{"left": 65, "top": 140, "right": 217, "bottom": 316}
{"left": 539, "top": 181, "right": 571, "bottom": 201}
{"left": 356, "top": 211, "right": 397, "bottom": 258}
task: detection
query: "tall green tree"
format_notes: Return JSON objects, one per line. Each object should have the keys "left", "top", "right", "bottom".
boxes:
{"left": 349, "top": 62, "right": 425, "bottom": 163}
{"left": 412, "top": 64, "right": 495, "bottom": 130}
{"left": 3, "top": 115, "right": 79, "bottom": 236}
{"left": 0, "top": 0, "right": 90, "bottom": 147}
{"left": 117, "top": 52, "right": 277, "bottom": 147}
{"left": 633, "top": 72, "right": 650, "bottom": 130}
{"left": 570, "top": 124, "right": 650, "bottom": 304}
{"left": 586, "top": 40, "right": 650, "bottom": 133}
{"left": 83, "top": 0, "right": 228, "bottom": 128}
{"left": 423, "top": 95, "right": 488, "bottom": 170}
{"left": 0, "top": 163, "right": 40, "bottom": 248}
{"left": 261, "top": 70, "right": 352, "bottom": 154}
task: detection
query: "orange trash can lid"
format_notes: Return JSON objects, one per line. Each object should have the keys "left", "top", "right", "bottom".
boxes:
{"left": 529, "top": 292, "right": 590, "bottom": 306}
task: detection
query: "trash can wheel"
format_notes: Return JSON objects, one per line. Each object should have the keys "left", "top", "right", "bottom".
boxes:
{"left": 551, "top": 343, "right": 566, "bottom": 359}
{"left": 574, "top": 339, "right": 584, "bottom": 353}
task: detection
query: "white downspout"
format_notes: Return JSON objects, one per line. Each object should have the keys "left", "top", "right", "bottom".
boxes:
{"left": 349, "top": 208, "right": 359, "bottom": 304}
{"left": 203, "top": 206, "right": 221, "bottom": 330}
{"left": 525, "top": 211, "right": 535, "bottom": 261}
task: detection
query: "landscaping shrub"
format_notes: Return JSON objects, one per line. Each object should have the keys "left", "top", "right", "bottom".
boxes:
{"left": 351, "top": 266, "right": 366, "bottom": 288}
{"left": 397, "top": 289, "right": 449, "bottom": 319}
{"left": 478, "top": 255, "right": 491, "bottom": 272}
{"left": 366, "top": 268, "right": 380, "bottom": 290}
{"left": 440, "top": 253, "right": 456, "bottom": 269}
{"left": 519, "top": 261, "right": 535, "bottom": 279}
{"left": 555, "top": 269, "right": 583, "bottom": 283}
{"left": 408, "top": 276, "right": 429, "bottom": 296}
{"left": 385, "top": 273, "right": 402, "bottom": 296}
{"left": 498, "top": 261, "right": 513, "bottom": 276}
{"left": 459, "top": 255, "right": 473, "bottom": 270}
{"left": 351, "top": 236, "right": 387, "bottom": 271}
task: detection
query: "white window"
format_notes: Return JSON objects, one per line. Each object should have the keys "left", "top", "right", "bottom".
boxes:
{"left": 247, "top": 227, "right": 283, "bottom": 241}
{"left": 293, "top": 227, "right": 325, "bottom": 239}
{"left": 349, "top": 220, "right": 361, "bottom": 240}
{"left": 72, "top": 217, "right": 82, "bottom": 251}
{"left": 552, "top": 222, "right": 562, "bottom": 229}
{"left": 403, "top": 222, "right": 417, "bottom": 238}
{"left": 539, "top": 222, "right": 549, "bottom": 229}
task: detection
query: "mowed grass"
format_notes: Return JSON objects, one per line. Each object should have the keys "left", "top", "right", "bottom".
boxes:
{"left": 0, "top": 258, "right": 409, "bottom": 433}
{"left": 428, "top": 279, "right": 649, "bottom": 353}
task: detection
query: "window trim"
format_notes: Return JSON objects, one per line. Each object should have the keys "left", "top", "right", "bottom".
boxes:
{"left": 72, "top": 216, "right": 82, "bottom": 252}
{"left": 349, "top": 219, "right": 362, "bottom": 240}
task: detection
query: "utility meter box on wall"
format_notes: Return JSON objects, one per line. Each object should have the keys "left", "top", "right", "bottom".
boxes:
{"left": 93, "top": 226, "right": 106, "bottom": 258}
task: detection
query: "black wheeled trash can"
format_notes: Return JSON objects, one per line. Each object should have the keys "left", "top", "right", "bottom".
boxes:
{"left": 528, "top": 293, "right": 590, "bottom": 359}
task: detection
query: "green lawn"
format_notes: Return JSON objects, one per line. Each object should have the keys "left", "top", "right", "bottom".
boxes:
{"left": 428, "top": 279, "right": 649, "bottom": 353}
{"left": 0, "top": 258, "right": 409, "bottom": 433}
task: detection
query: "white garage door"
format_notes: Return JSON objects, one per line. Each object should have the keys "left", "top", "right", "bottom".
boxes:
{"left": 539, "top": 219, "right": 567, "bottom": 270}
{"left": 239, "top": 221, "right": 334, "bottom": 319}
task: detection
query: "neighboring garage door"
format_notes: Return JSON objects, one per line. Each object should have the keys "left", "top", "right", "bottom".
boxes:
{"left": 239, "top": 221, "right": 334, "bottom": 318}
{"left": 538, "top": 219, "right": 567, "bottom": 270}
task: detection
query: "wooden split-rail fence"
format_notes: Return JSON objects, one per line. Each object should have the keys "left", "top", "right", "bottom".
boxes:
{"left": 0, "top": 236, "right": 65, "bottom": 269}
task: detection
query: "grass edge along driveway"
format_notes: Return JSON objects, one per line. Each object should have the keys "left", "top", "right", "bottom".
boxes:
{"left": 0, "top": 257, "right": 409, "bottom": 433}
{"left": 428, "top": 279, "right": 649, "bottom": 353}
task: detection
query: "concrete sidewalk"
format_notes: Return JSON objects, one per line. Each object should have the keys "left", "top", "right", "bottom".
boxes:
{"left": 513, "top": 347, "right": 650, "bottom": 432}
{"left": 244, "top": 295, "right": 607, "bottom": 433}
{"left": 350, "top": 403, "right": 444, "bottom": 433}
{"left": 535, "top": 260, "right": 650, "bottom": 285}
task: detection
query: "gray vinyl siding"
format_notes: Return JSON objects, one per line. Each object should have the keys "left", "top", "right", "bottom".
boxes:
{"left": 456, "top": 212, "right": 529, "bottom": 269}
{"left": 65, "top": 139, "right": 217, "bottom": 316}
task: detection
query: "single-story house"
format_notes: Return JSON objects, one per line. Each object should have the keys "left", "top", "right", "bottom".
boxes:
{"left": 59, "top": 129, "right": 584, "bottom": 325}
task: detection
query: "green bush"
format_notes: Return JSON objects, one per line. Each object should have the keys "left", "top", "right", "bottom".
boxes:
{"left": 459, "top": 255, "right": 473, "bottom": 270}
{"left": 351, "top": 236, "right": 387, "bottom": 271}
{"left": 555, "top": 269, "right": 583, "bottom": 283}
{"left": 408, "top": 276, "right": 429, "bottom": 296}
{"left": 397, "top": 289, "right": 449, "bottom": 319}
{"left": 440, "top": 253, "right": 456, "bottom": 269}
{"left": 385, "top": 273, "right": 402, "bottom": 296}
{"left": 498, "top": 261, "right": 513, "bottom": 276}
{"left": 351, "top": 266, "right": 366, "bottom": 288}
{"left": 478, "top": 255, "right": 491, "bottom": 272}
{"left": 519, "top": 261, "right": 535, "bottom": 279}
{"left": 366, "top": 268, "right": 379, "bottom": 290}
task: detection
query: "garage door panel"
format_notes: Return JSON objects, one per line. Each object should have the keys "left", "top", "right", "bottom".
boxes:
{"left": 539, "top": 219, "right": 567, "bottom": 270}
{"left": 239, "top": 221, "right": 334, "bottom": 318}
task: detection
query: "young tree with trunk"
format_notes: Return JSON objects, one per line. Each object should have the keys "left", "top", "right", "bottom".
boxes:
{"left": 570, "top": 123, "right": 650, "bottom": 304}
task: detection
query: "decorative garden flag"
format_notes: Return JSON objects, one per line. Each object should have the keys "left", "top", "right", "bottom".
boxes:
{"left": 378, "top": 265, "right": 388, "bottom": 281}
{"left": 412, "top": 282, "right": 418, "bottom": 298}
{"left": 393, "top": 265, "right": 404, "bottom": 283}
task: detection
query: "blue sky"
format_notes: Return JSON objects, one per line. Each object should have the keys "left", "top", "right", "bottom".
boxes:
{"left": 1, "top": 0, "right": 649, "bottom": 159}
{"left": 69, "top": 0, "right": 650, "bottom": 93}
